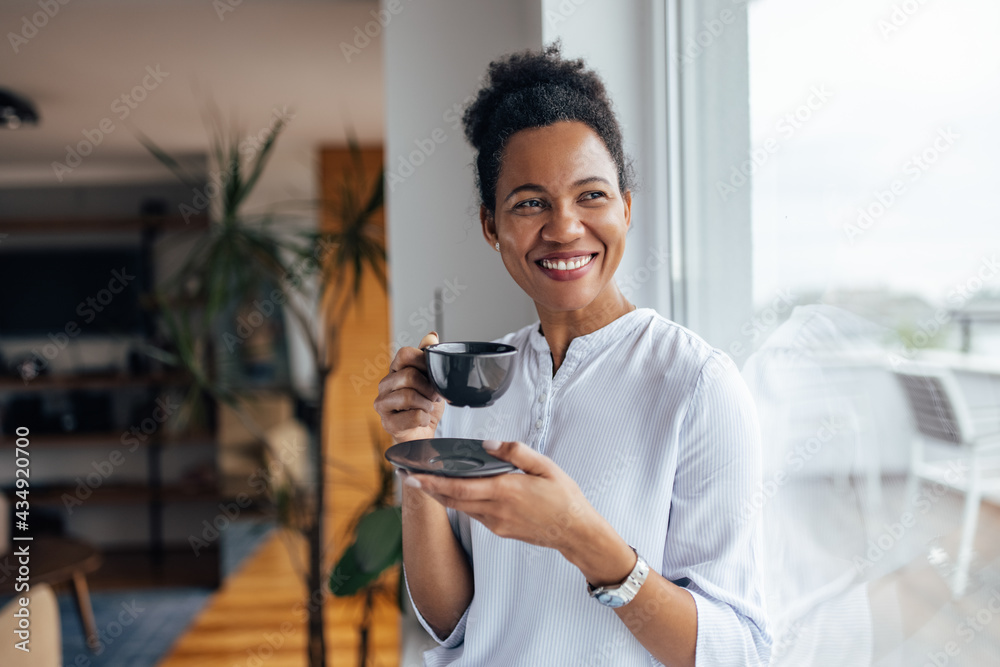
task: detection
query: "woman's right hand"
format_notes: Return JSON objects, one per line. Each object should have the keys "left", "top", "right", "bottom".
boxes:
{"left": 375, "top": 331, "right": 446, "bottom": 443}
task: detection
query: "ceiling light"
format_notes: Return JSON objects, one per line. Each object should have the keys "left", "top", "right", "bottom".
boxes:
{"left": 0, "top": 89, "right": 39, "bottom": 129}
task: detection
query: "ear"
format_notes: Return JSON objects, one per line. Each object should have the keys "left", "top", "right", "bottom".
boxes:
{"left": 480, "top": 205, "right": 497, "bottom": 247}
{"left": 622, "top": 190, "right": 632, "bottom": 231}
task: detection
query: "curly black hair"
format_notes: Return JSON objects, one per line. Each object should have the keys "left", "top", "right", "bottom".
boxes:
{"left": 462, "top": 43, "right": 635, "bottom": 213}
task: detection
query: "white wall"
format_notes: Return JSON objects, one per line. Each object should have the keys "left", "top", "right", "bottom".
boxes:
{"left": 542, "top": 0, "right": 672, "bottom": 315}
{"left": 384, "top": 0, "right": 542, "bottom": 347}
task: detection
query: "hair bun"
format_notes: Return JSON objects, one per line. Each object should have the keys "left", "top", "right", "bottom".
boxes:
{"left": 463, "top": 43, "right": 608, "bottom": 150}
{"left": 460, "top": 42, "right": 634, "bottom": 211}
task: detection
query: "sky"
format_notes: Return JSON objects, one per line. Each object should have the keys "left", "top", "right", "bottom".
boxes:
{"left": 748, "top": 0, "right": 1000, "bottom": 307}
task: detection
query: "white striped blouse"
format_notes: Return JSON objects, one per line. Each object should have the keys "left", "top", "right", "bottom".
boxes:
{"left": 406, "top": 308, "right": 772, "bottom": 666}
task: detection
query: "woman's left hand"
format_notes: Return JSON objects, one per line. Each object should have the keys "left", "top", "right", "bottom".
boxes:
{"left": 401, "top": 440, "right": 609, "bottom": 557}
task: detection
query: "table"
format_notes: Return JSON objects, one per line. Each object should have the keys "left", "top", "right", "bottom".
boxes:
{"left": 0, "top": 537, "right": 102, "bottom": 651}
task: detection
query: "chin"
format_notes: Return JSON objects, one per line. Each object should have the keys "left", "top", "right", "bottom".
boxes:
{"left": 535, "top": 290, "right": 600, "bottom": 313}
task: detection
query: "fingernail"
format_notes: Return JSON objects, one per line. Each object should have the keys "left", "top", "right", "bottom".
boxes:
{"left": 483, "top": 439, "right": 501, "bottom": 451}
{"left": 404, "top": 474, "right": 422, "bottom": 489}
{"left": 429, "top": 331, "right": 439, "bottom": 338}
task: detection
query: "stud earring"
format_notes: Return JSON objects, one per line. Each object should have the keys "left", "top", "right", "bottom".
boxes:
{"left": 495, "top": 242, "right": 500, "bottom": 252}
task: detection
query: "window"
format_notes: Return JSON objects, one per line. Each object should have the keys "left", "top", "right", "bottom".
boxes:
{"left": 748, "top": 0, "right": 1000, "bottom": 358}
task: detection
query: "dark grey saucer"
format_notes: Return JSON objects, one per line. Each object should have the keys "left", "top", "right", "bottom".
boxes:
{"left": 386, "top": 438, "right": 517, "bottom": 477}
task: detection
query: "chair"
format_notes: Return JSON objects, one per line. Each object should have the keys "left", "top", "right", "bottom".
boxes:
{"left": 0, "top": 583, "right": 60, "bottom": 667}
{"left": 893, "top": 363, "right": 1000, "bottom": 597}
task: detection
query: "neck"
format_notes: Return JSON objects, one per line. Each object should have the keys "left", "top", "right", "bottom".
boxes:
{"left": 537, "top": 285, "right": 635, "bottom": 373}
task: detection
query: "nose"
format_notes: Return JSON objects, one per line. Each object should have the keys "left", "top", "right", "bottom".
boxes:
{"left": 540, "top": 200, "right": 585, "bottom": 244}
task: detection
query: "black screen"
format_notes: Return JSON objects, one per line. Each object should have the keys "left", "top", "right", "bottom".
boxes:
{"left": 0, "top": 248, "right": 146, "bottom": 336}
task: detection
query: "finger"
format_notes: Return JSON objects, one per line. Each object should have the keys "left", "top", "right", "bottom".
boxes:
{"left": 378, "top": 367, "right": 441, "bottom": 403}
{"left": 389, "top": 346, "right": 429, "bottom": 373}
{"left": 380, "top": 408, "right": 432, "bottom": 433}
{"left": 412, "top": 474, "right": 500, "bottom": 503}
{"left": 483, "top": 440, "right": 553, "bottom": 477}
{"left": 418, "top": 331, "right": 440, "bottom": 350}
{"left": 418, "top": 487, "right": 500, "bottom": 517}
{"left": 379, "top": 387, "right": 438, "bottom": 415}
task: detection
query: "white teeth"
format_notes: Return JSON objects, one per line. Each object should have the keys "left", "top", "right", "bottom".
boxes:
{"left": 540, "top": 255, "right": 594, "bottom": 271}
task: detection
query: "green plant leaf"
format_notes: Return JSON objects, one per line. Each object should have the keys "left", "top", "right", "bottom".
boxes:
{"left": 360, "top": 169, "right": 384, "bottom": 220}
{"left": 235, "top": 118, "right": 286, "bottom": 211}
{"left": 353, "top": 506, "right": 403, "bottom": 574}
{"left": 329, "top": 544, "right": 381, "bottom": 597}
{"left": 133, "top": 130, "right": 201, "bottom": 189}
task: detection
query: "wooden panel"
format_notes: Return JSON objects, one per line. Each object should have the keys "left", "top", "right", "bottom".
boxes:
{"left": 320, "top": 144, "right": 399, "bottom": 666}
{"left": 159, "top": 145, "right": 396, "bottom": 666}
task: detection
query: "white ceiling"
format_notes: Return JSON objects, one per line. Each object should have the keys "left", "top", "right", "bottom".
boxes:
{"left": 0, "top": 0, "right": 383, "bottom": 210}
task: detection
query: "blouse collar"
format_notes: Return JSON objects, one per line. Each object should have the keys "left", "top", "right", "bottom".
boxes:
{"left": 527, "top": 307, "right": 655, "bottom": 361}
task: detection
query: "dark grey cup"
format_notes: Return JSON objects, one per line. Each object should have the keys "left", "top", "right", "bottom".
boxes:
{"left": 424, "top": 342, "right": 517, "bottom": 407}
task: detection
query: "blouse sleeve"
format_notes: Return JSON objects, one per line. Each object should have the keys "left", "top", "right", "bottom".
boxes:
{"left": 661, "top": 350, "right": 772, "bottom": 666}
{"left": 402, "top": 405, "right": 474, "bottom": 648}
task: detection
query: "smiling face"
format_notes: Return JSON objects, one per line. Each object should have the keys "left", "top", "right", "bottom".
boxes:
{"left": 481, "top": 121, "right": 632, "bottom": 318}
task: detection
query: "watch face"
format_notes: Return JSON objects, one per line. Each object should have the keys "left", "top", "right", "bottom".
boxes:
{"left": 595, "top": 591, "right": 625, "bottom": 608}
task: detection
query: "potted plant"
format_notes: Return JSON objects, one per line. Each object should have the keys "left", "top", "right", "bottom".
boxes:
{"left": 329, "top": 425, "right": 404, "bottom": 667}
{"left": 139, "top": 105, "right": 387, "bottom": 667}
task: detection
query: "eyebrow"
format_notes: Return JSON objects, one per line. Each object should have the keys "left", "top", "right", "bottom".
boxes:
{"left": 502, "top": 176, "right": 613, "bottom": 203}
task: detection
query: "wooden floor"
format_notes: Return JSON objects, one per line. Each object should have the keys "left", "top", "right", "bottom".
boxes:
{"left": 161, "top": 145, "right": 398, "bottom": 667}
{"left": 159, "top": 531, "right": 399, "bottom": 666}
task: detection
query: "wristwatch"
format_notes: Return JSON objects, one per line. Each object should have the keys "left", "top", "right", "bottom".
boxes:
{"left": 587, "top": 547, "right": 649, "bottom": 608}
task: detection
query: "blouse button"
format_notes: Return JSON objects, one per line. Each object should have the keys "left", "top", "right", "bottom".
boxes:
{"left": 538, "top": 393, "right": 547, "bottom": 403}
{"left": 535, "top": 419, "right": 543, "bottom": 429}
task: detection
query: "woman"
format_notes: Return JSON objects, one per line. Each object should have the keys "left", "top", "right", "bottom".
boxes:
{"left": 375, "top": 45, "right": 770, "bottom": 667}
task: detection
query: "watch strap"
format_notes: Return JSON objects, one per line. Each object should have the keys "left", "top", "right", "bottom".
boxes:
{"left": 587, "top": 546, "right": 649, "bottom": 608}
